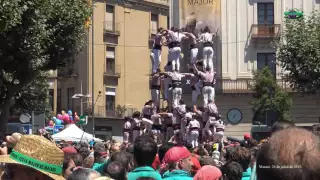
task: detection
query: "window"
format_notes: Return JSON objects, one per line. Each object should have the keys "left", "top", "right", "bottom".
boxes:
{"left": 106, "top": 5, "right": 114, "bottom": 31}
{"left": 67, "top": 88, "right": 75, "bottom": 110}
{"left": 257, "top": 3, "right": 274, "bottom": 36}
{"left": 106, "top": 47, "right": 115, "bottom": 74}
{"left": 257, "top": 53, "right": 276, "bottom": 78}
{"left": 106, "top": 87, "right": 116, "bottom": 115}
{"left": 151, "top": 14, "right": 159, "bottom": 34}
{"left": 57, "top": 89, "right": 61, "bottom": 112}
{"left": 258, "top": 3, "right": 274, "bottom": 24}
{"left": 49, "top": 89, "right": 54, "bottom": 111}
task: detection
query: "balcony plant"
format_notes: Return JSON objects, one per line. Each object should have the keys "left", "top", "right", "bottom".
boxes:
{"left": 116, "top": 105, "right": 127, "bottom": 117}
{"left": 249, "top": 67, "right": 292, "bottom": 125}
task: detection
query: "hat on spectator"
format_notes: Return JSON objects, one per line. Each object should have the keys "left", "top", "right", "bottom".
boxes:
{"left": 0, "top": 135, "right": 65, "bottom": 179}
{"left": 194, "top": 165, "right": 222, "bottom": 180}
{"left": 244, "top": 133, "right": 251, "bottom": 140}
{"left": 62, "top": 147, "right": 77, "bottom": 154}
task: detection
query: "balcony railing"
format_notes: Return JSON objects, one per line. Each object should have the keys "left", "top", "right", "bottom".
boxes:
{"left": 95, "top": 106, "right": 137, "bottom": 118}
{"left": 182, "top": 79, "right": 293, "bottom": 94}
{"left": 144, "top": 0, "right": 169, "bottom": 6}
{"left": 214, "top": 79, "right": 293, "bottom": 93}
{"left": 104, "top": 64, "right": 121, "bottom": 77}
{"left": 250, "top": 24, "right": 281, "bottom": 39}
{"left": 104, "top": 21, "right": 120, "bottom": 35}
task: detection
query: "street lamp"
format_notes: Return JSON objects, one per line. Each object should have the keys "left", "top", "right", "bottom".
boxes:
{"left": 72, "top": 93, "right": 91, "bottom": 115}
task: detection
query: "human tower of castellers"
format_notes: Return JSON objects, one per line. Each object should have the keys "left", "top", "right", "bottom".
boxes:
{"left": 123, "top": 26, "right": 224, "bottom": 148}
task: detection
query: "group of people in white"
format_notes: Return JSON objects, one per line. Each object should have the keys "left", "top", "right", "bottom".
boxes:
{"left": 123, "top": 26, "right": 225, "bottom": 148}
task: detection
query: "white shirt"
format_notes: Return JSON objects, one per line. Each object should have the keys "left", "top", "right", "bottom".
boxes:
{"left": 141, "top": 118, "right": 153, "bottom": 130}
{"left": 166, "top": 72, "right": 185, "bottom": 81}
{"left": 199, "top": 32, "right": 214, "bottom": 43}
{"left": 124, "top": 121, "right": 131, "bottom": 129}
{"left": 151, "top": 114, "right": 162, "bottom": 125}
{"left": 189, "top": 119, "right": 200, "bottom": 129}
{"left": 175, "top": 32, "right": 186, "bottom": 42}
{"left": 166, "top": 30, "right": 178, "bottom": 43}
{"left": 206, "top": 103, "right": 218, "bottom": 115}
{"left": 205, "top": 117, "right": 216, "bottom": 129}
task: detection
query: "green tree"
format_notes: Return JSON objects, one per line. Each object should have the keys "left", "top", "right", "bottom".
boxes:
{"left": 0, "top": 0, "right": 91, "bottom": 134}
{"left": 0, "top": 0, "right": 24, "bottom": 32}
{"left": 277, "top": 10, "right": 320, "bottom": 92}
{"left": 12, "top": 73, "right": 51, "bottom": 115}
{"left": 249, "top": 67, "right": 292, "bottom": 124}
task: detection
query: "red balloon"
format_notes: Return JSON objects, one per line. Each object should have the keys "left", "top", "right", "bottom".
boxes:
{"left": 64, "top": 114, "right": 70, "bottom": 121}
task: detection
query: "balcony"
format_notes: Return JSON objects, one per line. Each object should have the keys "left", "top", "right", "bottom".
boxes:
{"left": 182, "top": 79, "right": 293, "bottom": 94}
{"left": 95, "top": 106, "right": 137, "bottom": 118}
{"left": 104, "top": 21, "right": 120, "bottom": 36}
{"left": 104, "top": 65, "right": 121, "bottom": 78}
{"left": 250, "top": 24, "right": 281, "bottom": 48}
{"left": 250, "top": 24, "right": 281, "bottom": 39}
{"left": 215, "top": 79, "right": 293, "bottom": 93}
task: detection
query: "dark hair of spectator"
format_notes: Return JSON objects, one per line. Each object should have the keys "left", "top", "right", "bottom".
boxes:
{"left": 137, "top": 177, "right": 156, "bottom": 180}
{"left": 196, "top": 146, "right": 208, "bottom": 156}
{"left": 221, "top": 161, "right": 243, "bottom": 180}
{"left": 271, "top": 120, "right": 295, "bottom": 133}
{"left": 230, "top": 147, "right": 251, "bottom": 171}
{"left": 108, "top": 151, "right": 135, "bottom": 172}
{"left": 79, "top": 147, "right": 90, "bottom": 160}
{"left": 133, "top": 135, "right": 157, "bottom": 166}
{"left": 105, "top": 161, "right": 126, "bottom": 180}
{"left": 72, "top": 153, "right": 84, "bottom": 167}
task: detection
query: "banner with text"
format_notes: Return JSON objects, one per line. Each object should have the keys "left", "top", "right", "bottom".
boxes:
{"left": 179, "top": 0, "right": 221, "bottom": 36}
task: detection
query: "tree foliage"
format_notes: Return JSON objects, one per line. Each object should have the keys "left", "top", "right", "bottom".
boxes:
{"left": 12, "top": 73, "right": 51, "bottom": 114}
{"left": 277, "top": 10, "right": 320, "bottom": 92}
{"left": 0, "top": 0, "right": 91, "bottom": 133}
{"left": 249, "top": 67, "right": 292, "bottom": 124}
{"left": 0, "top": 0, "right": 24, "bottom": 32}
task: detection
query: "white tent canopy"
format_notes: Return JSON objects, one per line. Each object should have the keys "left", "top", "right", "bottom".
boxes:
{"left": 52, "top": 124, "right": 94, "bottom": 142}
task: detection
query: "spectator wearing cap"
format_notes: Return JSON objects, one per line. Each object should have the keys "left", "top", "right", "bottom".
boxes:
{"left": 128, "top": 135, "right": 161, "bottom": 180}
{"left": 194, "top": 165, "right": 222, "bottom": 180}
{"left": 162, "top": 146, "right": 193, "bottom": 180}
{"left": 62, "top": 147, "right": 78, "bottom": 155}
{"left": 93, "top": 149, "right": 108, "bottom": 174}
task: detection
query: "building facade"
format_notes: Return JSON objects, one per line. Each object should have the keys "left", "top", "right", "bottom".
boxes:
{"left": 171, "top": 0, "right": 320, "bottom": 138}
{"left": 57, "top": 0, "right": 169, "bottom": 140}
